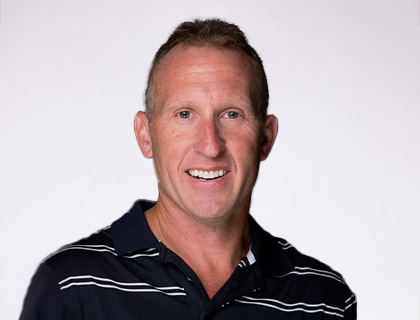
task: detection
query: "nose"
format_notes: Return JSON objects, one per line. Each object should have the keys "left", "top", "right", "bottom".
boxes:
{"left": 193, "top": 118, "right": 225, "bottom": 158}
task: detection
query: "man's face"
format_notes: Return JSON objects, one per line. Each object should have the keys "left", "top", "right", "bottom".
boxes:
{"left": 137, "top": 46, "right": 276, "bottom": 223}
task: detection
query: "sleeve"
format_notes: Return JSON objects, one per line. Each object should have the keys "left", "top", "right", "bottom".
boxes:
{"left": 343, "top": 291, "right": 357, "bottom": 319}
{"left": 19, "top": 263, "right": 67, "bottom": 320}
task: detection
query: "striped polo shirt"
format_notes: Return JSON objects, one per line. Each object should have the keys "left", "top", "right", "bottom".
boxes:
{"left": 20, "top": 200, "right": 357, "bottom": 319}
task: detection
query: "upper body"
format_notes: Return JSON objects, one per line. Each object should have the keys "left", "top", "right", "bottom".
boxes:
{"left": 21, "top": 18, "right": 357, "bottom": 318}
{"left": 20, "top": 200, "right": 356, "bottom": 320}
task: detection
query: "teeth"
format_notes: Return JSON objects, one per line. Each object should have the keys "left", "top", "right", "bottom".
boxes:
{"left": 188, "top": 169, "right": 227, "bottom": 180}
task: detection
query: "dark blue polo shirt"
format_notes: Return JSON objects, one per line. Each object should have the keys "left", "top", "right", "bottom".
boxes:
{"left": 20, "top": 200, "right": 357, "bottom": 319}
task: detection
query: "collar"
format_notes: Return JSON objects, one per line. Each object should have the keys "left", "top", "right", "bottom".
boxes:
{"left": 111, "top": 200, "right": 159, "bottom": 255}
{"left": 111, "top": 199, "right": 294, "bottom": 276}
{"left": 248, "top": 215, "right": 294, "bottom": 276}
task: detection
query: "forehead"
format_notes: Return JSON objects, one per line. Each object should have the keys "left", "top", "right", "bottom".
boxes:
{"left": 152, "top": 45, "right": 256, "bottom": 109}
{"left": 158, "top": 45, "right": 253, "bottom": 72}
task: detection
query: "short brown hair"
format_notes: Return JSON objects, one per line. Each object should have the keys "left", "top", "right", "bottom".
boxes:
{"left": 144, "top": 18, "right": 269, "bottom": 123}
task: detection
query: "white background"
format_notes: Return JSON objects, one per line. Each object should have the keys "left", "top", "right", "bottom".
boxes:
{"left": 1, "top": 0, "right": 419, "bottom": 319}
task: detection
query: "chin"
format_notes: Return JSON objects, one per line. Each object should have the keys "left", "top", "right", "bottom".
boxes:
{"left": 186, "top": 200, "right": 237, "bottom": 223}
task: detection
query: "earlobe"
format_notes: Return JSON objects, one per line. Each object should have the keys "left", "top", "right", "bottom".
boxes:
{"left": 260, "top": 114, "right": 278, "bottom": 161}
{"left": 134, "top": 111, "right": 153, "bottom": 158}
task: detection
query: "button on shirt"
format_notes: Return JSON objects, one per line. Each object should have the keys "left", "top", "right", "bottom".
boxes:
{"left": 20, "top": 200, "right": 357, "bottom": 319}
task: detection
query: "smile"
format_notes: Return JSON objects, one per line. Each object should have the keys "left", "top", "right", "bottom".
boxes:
{"left": 187, "top": 169, "right": 227, "bottom": 181}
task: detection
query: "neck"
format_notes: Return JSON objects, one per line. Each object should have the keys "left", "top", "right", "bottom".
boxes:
{"left": 145, "top": 195, "right": 251, "bottom": 298}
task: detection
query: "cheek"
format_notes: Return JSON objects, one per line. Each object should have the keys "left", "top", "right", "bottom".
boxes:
{"left": 230, "top": 136, "right": 261, "bottom": 167}
{"left": 153, "top": 126, "right": 191, "bottom": 166}
{"left": 233, "top": 125, "right": 262, "bottom": 157}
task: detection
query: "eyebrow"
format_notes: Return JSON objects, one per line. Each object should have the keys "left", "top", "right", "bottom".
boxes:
{"left": 162, "top": 97, "right": 255, "bottom": 112}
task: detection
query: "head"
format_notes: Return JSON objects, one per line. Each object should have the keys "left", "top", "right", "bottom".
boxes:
{"left": 135, "top": 19, "right": 278, "bottom": 223}
{"left": 145, "top": 18, "right": 269, "bottom": 125}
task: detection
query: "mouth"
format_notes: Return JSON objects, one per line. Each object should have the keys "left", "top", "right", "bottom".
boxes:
{"left": 187, "top": 169, "right": 228, "bottom": 181}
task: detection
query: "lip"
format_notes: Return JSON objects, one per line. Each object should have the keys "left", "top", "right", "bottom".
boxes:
{"left": 185, "top": 167, "right": 230, "bottom": 172}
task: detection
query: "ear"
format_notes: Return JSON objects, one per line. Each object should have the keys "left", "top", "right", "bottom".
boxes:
{"left": 260, "top": 114, "right": 278, "bottom": 161}
{"left": 134, "top": 111, "right": 153, "bottom": 158}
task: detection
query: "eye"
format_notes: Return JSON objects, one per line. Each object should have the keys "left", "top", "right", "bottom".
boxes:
{"left": 177, "top": 111, "right": 191, "bottom": 119}
{"left": 225, "top": 111, "right": 240, "bottom": 119}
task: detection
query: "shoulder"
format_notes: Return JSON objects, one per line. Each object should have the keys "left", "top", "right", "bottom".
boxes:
{"left": 276, "top": 237, "right": 346, "bottom": 283}
{"left": 251, "top": 219, "right": 348, "bottom": 285}
{"left": 249, "top": 216, "right": 357, "bottom": 317}
{"left": 272, "top": 236, "right": 357, "bottom": 315}
{"left": 20, "top": 226, "right": 115, "bottom": 319}
{"left": 41, "top": 226, "right": 116, "bottom": 280}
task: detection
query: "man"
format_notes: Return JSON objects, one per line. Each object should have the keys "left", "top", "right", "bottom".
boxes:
{"left": 20, "top": 19, "right": 357, "bottom": 319}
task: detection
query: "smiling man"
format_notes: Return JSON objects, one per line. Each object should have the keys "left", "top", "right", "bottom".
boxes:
{"left": 21, "top": 19, "right": 357, "bottom": 319}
